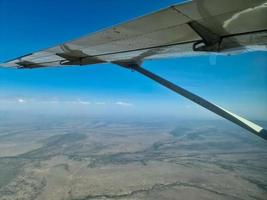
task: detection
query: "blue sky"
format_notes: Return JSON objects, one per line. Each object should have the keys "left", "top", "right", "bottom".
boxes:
{"left": 0, "top": 0, "right": 267, "bottom": 119}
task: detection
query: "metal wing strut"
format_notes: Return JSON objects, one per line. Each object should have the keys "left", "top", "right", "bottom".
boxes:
{"left": 119, "top": 63, "right": 267, "bottom": 140}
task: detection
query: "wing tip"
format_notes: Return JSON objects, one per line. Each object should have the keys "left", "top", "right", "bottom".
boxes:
{"left": 0, "top": 62, "right": 18, "bottom": 68}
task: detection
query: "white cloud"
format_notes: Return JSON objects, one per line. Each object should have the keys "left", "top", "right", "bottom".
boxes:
{"left": 37, "top": 99, "right": 91, "bottom": 105}
{"left": 17, "top": 98, "right": 26, "bottom": 103}
{"left": 9, "top": 98, "right": 134, "bottom": 108}
{"left": 115, "top": 101, "right": 133, "bottom": 107}
{"left": 50, "top": 99, "right": 91, "bottom": 105}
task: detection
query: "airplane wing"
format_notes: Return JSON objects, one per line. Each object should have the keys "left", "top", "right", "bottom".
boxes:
{"left": 1, "top": 0, "right": 267, "bottom": 68}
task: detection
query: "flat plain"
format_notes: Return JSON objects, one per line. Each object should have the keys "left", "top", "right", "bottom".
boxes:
{"left": 0, "top": 113, "right": 266, "bottom": 200}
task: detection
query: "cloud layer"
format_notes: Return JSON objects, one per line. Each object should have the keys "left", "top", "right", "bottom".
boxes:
{"left": 1, "top": 98, "right": 133, "bottom": 107}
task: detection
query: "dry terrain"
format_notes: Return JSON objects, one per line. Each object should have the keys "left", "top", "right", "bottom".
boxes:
{"left": 0, "top": 113, "right": 266, "bottom": 200}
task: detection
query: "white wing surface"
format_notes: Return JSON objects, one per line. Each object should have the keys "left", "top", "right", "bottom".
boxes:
{"left": 1, "top": 0, "right": 266, "bottom": 68}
